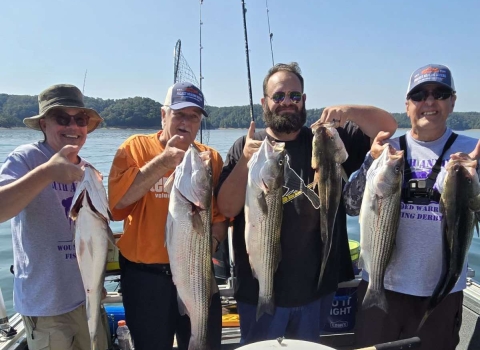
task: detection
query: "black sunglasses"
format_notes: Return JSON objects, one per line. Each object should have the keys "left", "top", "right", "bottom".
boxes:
{"left": 268, "top": 91, "right": 303, "bottom": 104}
{"left": 408, "top": 89, "right": 454, "bottom": 102}
{"left": 48, "top": 111, "right": 90, "bottom": 127}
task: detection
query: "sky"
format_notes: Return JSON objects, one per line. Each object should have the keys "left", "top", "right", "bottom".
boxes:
{"left": 1, "top": 0, "right": 479, "bottom": 113}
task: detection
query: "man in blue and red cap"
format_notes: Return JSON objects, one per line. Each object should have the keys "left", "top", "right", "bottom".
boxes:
{"left": 108, "top": 82, "right": 228, "bottom": 350}
{"left": 344, "top": 64, "right": 479, "bottom": 350}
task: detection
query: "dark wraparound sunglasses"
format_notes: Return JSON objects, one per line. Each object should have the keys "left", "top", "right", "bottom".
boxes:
{"left": 268, "top": 91, "right": 303, "bottom": 104}
{"left": 48, "top": 111, "right": 90, "bottom": 127}
{"left": 408, "top": 89, "right": 454, "bottom": 102}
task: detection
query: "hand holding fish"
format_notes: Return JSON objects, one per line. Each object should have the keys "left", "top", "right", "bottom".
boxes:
{"left": 159, "top": 135, "right": 186, "bottom": 170}
{"left": 450, "top": 139, "right": 480, "bottom": 162}
{"left": 45, "top": 145, "right": 84, "bottom": 183}
{"left": 370, "top": 131, "right": 393, "bottom": 159}
{"left": 312, "top": 105, "right": 349, "bottom": 128}
{"left": 243, "top": 121, "right": 262, "bottom": 160}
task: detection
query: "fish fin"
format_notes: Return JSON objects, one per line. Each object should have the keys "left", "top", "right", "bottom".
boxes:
{"left": 256, "top": 295, "right": 275, "bottom": 321}
{"left": 256, "top": 193, "right": 269, "bottom": 216}
{"left": 211, "top": 271, "right": 219, "bottom": 298}
{"left": 106, "top": 225, "right": 115, "bottom": 246}
{"left": 358, "top": 253, "right": 364, "bottom": 269}
{"left": 191, "top": 210, "right": 205, "bottom": 235}
{"left": 341, "top": 165, "right": 349, "bottom": 183}
{"left": 250, "top": 262, "right": 258, "bottom": 280}
{"left": 87, "top": 236, "right": 95, "bottom": 260}
{"left": 69, "top": 190, "right": 86, "bottom": 220}
{"left": 164, "top": 171, "right": 175, "bottom": 194}
{"left": 416, "top": 310, "right": 432, "bottom": 333}
{"left": 362, "top": 287, "right": 388, "bottom": 313}
{"left": 177, "top": 294, "right": 189, "bottom": 317}
{"left": 476, "top": 217, "right": 480, "bottom": 238}
{"left": 468, "top": 193, "right": 480, "bottom": 212}
{"left": 313, "top": 172, "right": 320, "bottom": 192}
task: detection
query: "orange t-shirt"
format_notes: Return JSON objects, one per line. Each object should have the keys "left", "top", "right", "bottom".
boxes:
{"left": 108, "top": 131, "right": 226, "bottom": 264}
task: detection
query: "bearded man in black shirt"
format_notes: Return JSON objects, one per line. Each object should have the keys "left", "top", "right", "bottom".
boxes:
{"left": 215, "top": 62, "right": 397, "bottom": 344}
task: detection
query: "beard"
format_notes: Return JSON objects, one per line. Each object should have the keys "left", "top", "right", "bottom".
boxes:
{"left": 263, "top": 102, "right": 307, "bottom": 134}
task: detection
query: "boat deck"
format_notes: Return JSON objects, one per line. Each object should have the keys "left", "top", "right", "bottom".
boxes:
{"left": 2, "top": 279, "right": 480, "bottom": 349}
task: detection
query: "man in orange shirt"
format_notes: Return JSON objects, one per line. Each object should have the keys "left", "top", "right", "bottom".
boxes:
{"left": 108, "top": 82, "right": 228, "bottom": 350}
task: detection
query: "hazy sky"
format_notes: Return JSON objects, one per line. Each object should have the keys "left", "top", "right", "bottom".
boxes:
{"left": 1, "top": 0, "right": 479, "bottom": 113}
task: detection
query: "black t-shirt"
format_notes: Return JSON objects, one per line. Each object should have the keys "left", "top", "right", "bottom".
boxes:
{"left": 216, "top": 123, "right": 370, "bottom": 307}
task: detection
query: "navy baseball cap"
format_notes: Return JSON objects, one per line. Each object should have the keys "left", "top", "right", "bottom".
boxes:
{"left": 406, "top": 64, "right": 456, "bottom": 97}
{"left": 163, "top": 82, "right": 208, "bottom": 117}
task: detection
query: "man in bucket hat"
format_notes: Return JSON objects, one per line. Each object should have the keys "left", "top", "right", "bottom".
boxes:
{"left": 0, "top": 84, "right": 107, "bottom": 349}
{"left": 108, "top": 82, "right": 228, "bottom": 350}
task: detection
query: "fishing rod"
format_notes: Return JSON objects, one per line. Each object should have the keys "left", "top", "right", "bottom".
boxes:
{"left": 265, "top": 0, "right": 275, "bottom": 66}
{"left": 82, "top": 69, "right": 87, "bottom": 94}
{"left": 241, "top": 0, "right": 255, "bottom": 122}
{"left": 199, "top": 0, "right": 204, "bottom": 143}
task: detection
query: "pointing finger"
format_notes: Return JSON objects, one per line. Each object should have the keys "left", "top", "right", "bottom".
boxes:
{"left": 247, "top": 121, "right": 256, "bottom": 140}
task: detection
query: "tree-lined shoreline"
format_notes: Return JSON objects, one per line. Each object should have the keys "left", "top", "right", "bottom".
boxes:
{"left": 1, "top": 93, "right": 479, "bottom": 130}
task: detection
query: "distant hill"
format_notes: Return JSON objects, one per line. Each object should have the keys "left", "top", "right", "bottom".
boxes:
{"left": 0, "top": 93, "right": 479, "bottom": 130}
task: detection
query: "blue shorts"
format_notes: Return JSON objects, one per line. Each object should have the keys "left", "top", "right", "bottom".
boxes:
{"left": 237, "top": 293, "right": 335, "bottom": 344}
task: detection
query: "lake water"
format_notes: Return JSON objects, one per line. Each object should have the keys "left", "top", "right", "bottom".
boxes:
{"left": 1, "top": 127, "right": 480, "bottom": 316}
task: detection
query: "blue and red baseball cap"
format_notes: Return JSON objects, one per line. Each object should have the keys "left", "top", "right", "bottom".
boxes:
{"left": 406, "top": 64, "right": 456, "bottom": 97}
{"left": 163, "top": 82, "right": 208, "bottom": 117}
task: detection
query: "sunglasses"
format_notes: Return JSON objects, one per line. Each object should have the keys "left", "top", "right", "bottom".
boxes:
{"left": 408, "top": 89, "right": 454, "bottom": 102}
{"left": 48, "top": 111, "right": 90, "bottom": 127}
{"left": 268, "top": 91, "right": 303, "bottom": 104}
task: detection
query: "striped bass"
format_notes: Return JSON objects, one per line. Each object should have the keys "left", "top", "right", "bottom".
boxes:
{"left": 166, "top": 146, "right": 216, "bottom": 350}
{"left": 419, "top": 158, "right": 480, "bottom": 330}
{"left": 311, "top": 123, "right": 348, "bottom": 289}
{"left": 70, "top": 164, "right": 113, "bottom": 350}
{"left": 359, "top": 145, "right": 404, "bottom": 312}
{"left": 245, "top": 137, "right": 285, "bottom": 321}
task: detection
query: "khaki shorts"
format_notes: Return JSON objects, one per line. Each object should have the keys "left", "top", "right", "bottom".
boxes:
{"left": 23, "top": 304, "right": 109, "bottom": 350}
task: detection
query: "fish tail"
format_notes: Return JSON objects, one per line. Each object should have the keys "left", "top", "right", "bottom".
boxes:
{"left": 362, "top": 287, "right": 388, "bottom": 313}
{"left": 256, "top": 295, "right": 275, "bottom": 321}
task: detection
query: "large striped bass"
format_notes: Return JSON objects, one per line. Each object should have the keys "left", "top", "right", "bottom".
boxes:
{"left": 418, "top": 158, "right": 480, "bottom": 330}
{"left": 166, "top": 145, "right": 216, "bottom": 350}
{"left": 70, "top": 164, "right": 113, "bottom": 350}
{"left": 245, "top": 137, "right": 285, "bottom": 321}
{"left": 359, "top": 145, "right": 404, "bottom": 312}
{"left": 311, "top": 123, "right": 348, "bottom": 289}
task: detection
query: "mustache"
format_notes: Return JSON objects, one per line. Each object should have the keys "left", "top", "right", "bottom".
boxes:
{"left": 263, "top": 102, "right": 307, "bottom": 134}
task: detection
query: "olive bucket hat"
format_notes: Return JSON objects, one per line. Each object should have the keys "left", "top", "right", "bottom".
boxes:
{"left": 23, "top": 84, "right": 104, "bottom": 133}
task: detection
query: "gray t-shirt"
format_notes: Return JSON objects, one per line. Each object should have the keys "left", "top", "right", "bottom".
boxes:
{"left": 0, "top": 141, "right": 85, "bottom": 316}
{"left": 362, "top": 129, "right": 478, "bottom": 296}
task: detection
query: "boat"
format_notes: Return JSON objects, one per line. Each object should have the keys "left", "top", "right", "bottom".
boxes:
{"left": 1, "top": 229, "right": 480, "bottom": 350}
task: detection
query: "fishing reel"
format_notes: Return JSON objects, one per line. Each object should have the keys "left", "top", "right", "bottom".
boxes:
{"left": 401, "top": 179, "right": 438, "bottom": 205}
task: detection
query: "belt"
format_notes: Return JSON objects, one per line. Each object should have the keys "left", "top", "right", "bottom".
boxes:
{"left": 120, "top": 254, "right": 172, "bottom": 275}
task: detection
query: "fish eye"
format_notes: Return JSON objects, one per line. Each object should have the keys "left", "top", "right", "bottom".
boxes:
{"left": 395, "top": 166, "right": 400, "bottom": 172}
{"left": 278, "top": 160, "right": 283, "bottom": 166}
